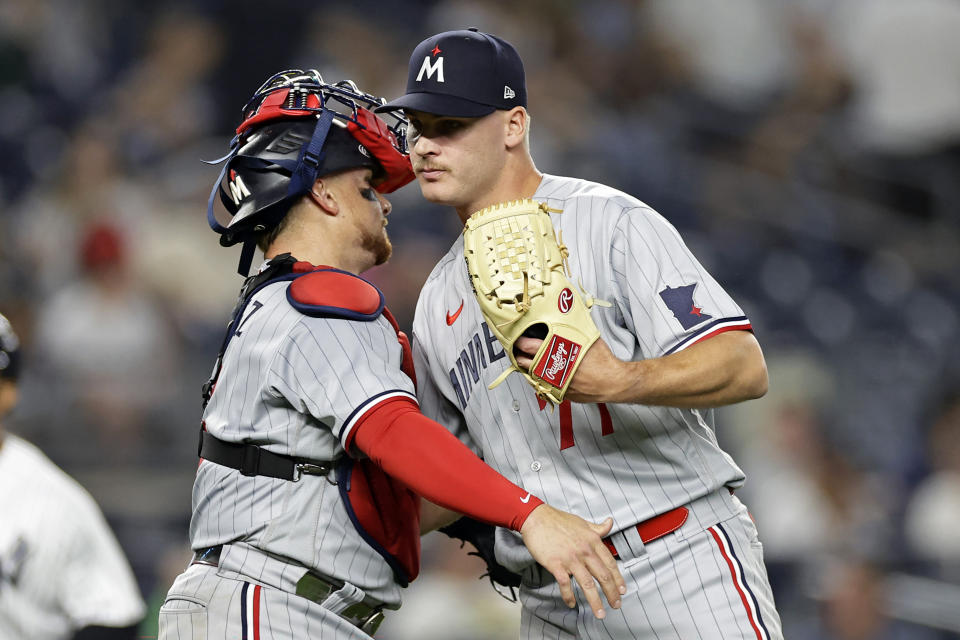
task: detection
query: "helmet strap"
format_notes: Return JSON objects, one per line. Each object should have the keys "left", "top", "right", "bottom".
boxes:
{"left": 205, "top": 138, "right": 241, "bottom": 236}
{"left": 237, "top": 238, "right": 258, "bottom": 276}
{"left": 288, "top": 109, "right": 335, "bottom": 198}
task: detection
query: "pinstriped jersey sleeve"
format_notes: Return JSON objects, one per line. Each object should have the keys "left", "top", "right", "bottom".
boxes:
{"left": 268, "top": 316, "right": 417, "bottom": 450}
{"left": 611, "top": 208, "right": 751, "bottom": 358}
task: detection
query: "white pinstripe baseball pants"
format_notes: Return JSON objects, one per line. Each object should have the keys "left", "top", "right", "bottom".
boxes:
{"left": 158, "top": 563, "right": 373, "bottom": 640}
{"left": 519, "top": 491, "right": 784, "bottom": 640}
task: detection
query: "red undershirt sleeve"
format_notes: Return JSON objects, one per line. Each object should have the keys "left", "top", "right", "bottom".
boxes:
{"left": 349, "top": 397, "right": 543, "bottom": 531}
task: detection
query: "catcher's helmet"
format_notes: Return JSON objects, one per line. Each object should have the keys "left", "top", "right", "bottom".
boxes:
{"left": 206, "top": 69, "right": 415, "bottom": 274}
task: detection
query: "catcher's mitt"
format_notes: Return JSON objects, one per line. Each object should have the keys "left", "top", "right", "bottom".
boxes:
{"left": 438, "top": 516, "right": 521, "bottom": 601}
{"left": 463, "top": 199, "right": 606, "bottom": 404}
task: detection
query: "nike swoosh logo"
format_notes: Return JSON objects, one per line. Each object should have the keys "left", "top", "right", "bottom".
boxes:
{"left": 520, "top": 493, "right": 532, "bottom": 504}
{"left": 446, "top": 300, "right": 465, "bottom": 325}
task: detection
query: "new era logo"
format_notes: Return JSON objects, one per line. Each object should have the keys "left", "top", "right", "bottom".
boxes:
{"left": 504, "top": 85, "right": 516, "bottom": 99}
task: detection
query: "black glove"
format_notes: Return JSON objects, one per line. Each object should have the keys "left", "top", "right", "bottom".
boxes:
{"left": 438, "top": 516, "right": 522, "bottom": 601}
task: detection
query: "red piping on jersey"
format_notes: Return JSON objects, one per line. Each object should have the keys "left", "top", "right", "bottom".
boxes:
{"left": 253, "top": 584, "right": 262, "bottom": 640}
{"left": 352, "top": 396, "right": 543, "bottom": 531}
{"left": 686, "top": 324, "right": 752, "bottom": 350}
{"left": 708, "top": 526, "right": 766, "bottom": 640}
{"left": 663, "top": 316, "right": 751, "bottom": 356}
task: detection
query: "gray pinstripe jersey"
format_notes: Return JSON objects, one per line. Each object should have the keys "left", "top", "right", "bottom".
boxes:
{"left": 191, "top": 272, "right": 417, "bottom": 606}
{"left": 412, "top": 174, "right": 752, "bottom": 566}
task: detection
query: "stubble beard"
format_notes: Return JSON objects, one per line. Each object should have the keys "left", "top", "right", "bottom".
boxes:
{"left": 361, "top": 224, "right": 392, "bottom": 266}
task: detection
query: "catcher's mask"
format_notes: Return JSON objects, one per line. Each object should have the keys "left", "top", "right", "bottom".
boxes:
{"left": 206, "top": 69, "right": 415, "bottom": 275}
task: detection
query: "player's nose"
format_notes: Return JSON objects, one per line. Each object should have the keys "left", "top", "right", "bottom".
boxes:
{"left": 413, "top": 133, "right": 438, "bottom": 157}
{"left": 378, "top": 192, "right": 392, "bottom": 216}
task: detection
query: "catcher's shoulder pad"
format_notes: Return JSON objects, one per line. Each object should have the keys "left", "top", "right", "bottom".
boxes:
{"left": 286, "top": 266, "right": 385, "bottom": 321}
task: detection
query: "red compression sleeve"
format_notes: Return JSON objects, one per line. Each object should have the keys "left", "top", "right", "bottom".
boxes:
{"left": 350, "top": 398, "right": 543, "bottom": 531}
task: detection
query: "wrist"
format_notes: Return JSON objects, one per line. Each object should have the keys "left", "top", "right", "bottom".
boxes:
{"left": 573, "top": 338, "right": 640, "bottom": 404}
{"left": 516, "top": 499, "right": 546, "bottom": 532}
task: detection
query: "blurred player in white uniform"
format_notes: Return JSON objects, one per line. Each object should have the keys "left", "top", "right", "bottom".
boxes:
{"left": 0, "top": 312, "right": 146, "bottom": 639}
{"left": 379, "top": 29, "right": 785, "bottom": 639}
{"left": 158, "top": 70, "right": 624, "bottom": 640}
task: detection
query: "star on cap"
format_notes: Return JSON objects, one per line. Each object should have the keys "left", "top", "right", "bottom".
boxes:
{"left": 431, "top": 45, "right": 441, "bottom": 56}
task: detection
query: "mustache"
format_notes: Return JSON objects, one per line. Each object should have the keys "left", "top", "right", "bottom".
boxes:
{"left": 415, "top": 163, "right": 447, "bottom": 172}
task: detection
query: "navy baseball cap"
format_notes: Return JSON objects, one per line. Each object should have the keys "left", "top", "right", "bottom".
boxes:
{"left": 377, "top": 28, "right": 526, "bottom": 117}
{"left": 0, "top": 313, "right": 20, "bottom": 382}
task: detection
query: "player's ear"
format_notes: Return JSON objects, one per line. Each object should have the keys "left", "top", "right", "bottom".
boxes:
{"left": 504, "top": 107, "right": 527, "bottom": 150}
{"left": 308, "top": 179, "right": 339, "bottom": 216}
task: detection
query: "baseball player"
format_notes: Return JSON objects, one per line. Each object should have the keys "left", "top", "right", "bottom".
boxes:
{"left": 0, "top": 312, "right": 146, "bottom": 639}
{"left": 378, "top": 29, "right": 785, "bottom": 639}
{"left": 159, "top": 69, "right": 624, "bottom": 640}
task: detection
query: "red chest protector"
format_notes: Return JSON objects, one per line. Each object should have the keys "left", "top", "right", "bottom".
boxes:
{"left": 287, "top": 261, "right": 420, "bottom": 585}
{"left": 287, "top": 262, "right": 416, "bottom": 386}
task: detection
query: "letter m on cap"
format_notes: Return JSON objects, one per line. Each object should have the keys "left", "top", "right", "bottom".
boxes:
{"left": 416, "top": 56, "right": 445, "bottom": 83}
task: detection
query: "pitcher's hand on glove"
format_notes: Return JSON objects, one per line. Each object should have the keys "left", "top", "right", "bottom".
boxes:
{"left": 439, "top": 510, "right": 625, "bottom": 618}
{"left": 463, "top": 199, "right": 607, "bottom": 405}
{"left": 515, "top": 336, "right": 624, "bottom": 404}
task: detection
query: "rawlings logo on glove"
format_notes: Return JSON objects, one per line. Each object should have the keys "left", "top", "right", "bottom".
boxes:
{"left": 463, "top": 199, "right": 607, "bottom": 404}
{"left": 537, "top": 336, "right": 580, "bottom": 386}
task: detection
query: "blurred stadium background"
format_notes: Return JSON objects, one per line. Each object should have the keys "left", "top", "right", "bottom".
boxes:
{"left": 2, "top": 0, "right": 959, "bottom": 638}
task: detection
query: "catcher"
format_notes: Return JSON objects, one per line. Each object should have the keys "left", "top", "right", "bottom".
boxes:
{"left": 380, "top": 29, "right": 785, "bottom": 639}
{"left": 158, "top": 69, "right": 623, "bottom": 640}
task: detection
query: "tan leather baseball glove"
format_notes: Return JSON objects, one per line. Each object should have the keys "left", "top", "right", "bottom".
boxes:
{"left": 463, "top": 199, "right": 606, "bottom": 405}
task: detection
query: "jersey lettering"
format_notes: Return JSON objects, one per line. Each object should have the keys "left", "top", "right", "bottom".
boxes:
{"left": 483, "top": 322, "right": 506, "bottom": 363}
{"left": 455, "top": 359, "right": 470, "bottom": 404}
{"left": 559, "top": 400, "right": 574, "bottom": 450}
{"left": 234, "top": 300, "right": 263, "bottom": 336}
{"left": 449, "top": 368, "right": 467, "bottom": 408}
{"left": 599, "top": 402, "right": 614, "bottom": 435}
{"left": 471, "top": 334, "right": 488, "bottom": 369}
{"left": 447, "top": 322, "right": 505, "bottom": 409}
{"left": 549, "top": 400, "right": 614, "bottom": 450}
{"left": 459, "top": 344, "right": 482, "bottom": 384}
